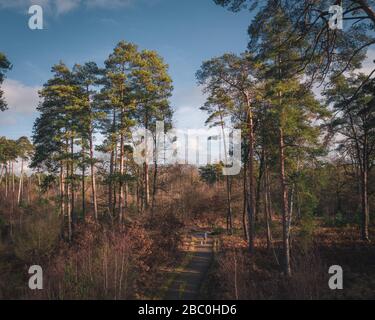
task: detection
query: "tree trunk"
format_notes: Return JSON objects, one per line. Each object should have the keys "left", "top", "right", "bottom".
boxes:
{"left": 66, "top": 157, "right": 72, "bottom": 242}
{"left": 71, "top": 137, "right": 75, "bottom": 225}
{"left": 60, "top": 162, "right": 65, "bottom": 217}
{"left": 5, "top": 163, "right": 8, "bottom": 198}
{"left": 17, "top": 158, "right": 24, "bottom": 205}
{"left": 263, "top": 159, "right": 272, "bottom": 251}
{"left": 0, "top": 165, "right": 4, "bottom": 185}
{"left": 226, "top": 176, "right": 233, "bottom": 235}
{"left": 151, "top": 161, "right": 158, "bottom": 216}
{"left": 136, "top": 168, "right": 140, "bottom": 214}
{"left": 144, "top": 162, "right": 150, "bottom": 210}
{"left": 109, "top": 110, "right": 116, "bottom": 215}
{"left": 12, "top": 161, "right": 15, "bottom": 193}
{"left": 264, "top": 189, "right": 272, "bottom": 251}
{"left": 279, "top": 125, "right": 291, "bottom": 276}
{"left": 11, "top": 161, "right": 15, "bottom": 216}
{"left": 243, "top": 164, "right": 249, "bottom": 241}
{"left": 246, "top": 95, "right": 256, "bottom": 253}
{"left": 219, "top": 114, "right": 233, "bottom": 235}
{"left": 82, "top": 143, "right": 86, "bottom": 219}
{"left": 89, "top": 131, "right": 98, "bottom": 220}
{"left": 256, "top": 150, "right": 265, "bottom": 222}
{"left": 361, "top": 167, "right": 370, "bottom": 241}
{"left": 361, "top": 136, "right": 370, "bottom": 241}
{"left": 119, "top": 130, "right": 125, "bottom": 223}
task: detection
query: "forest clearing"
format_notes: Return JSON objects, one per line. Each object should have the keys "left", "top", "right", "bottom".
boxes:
{"left": 0, "top": 0, "right": 375, "bottom": 301}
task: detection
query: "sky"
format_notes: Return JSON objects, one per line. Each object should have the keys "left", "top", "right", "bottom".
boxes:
{"left": 0, "top": 0, "right": 253, "bottom": 139}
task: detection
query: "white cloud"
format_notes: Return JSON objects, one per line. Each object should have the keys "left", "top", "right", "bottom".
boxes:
{"left": 2, "top": 79, "right": 40, "bottom": 114}
{"left": 0, "top": 0, "right": 140, "bottom": 14}
{"left": 87, "top": 0, "right": 132, "bottom": 8}
{"left": 55, "top": 0, "right": 81, "bottom": 15}
{"left": 172, "top": 85, "right": 207, "bottom": 130}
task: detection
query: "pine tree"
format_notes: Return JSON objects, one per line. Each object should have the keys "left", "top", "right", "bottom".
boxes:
{"left": 197, "top": 52, "right": 259, "bottom": 250}
{"left": 103, "top": 41, "right": 139, "bottom": 223}
{"left": 32, "top": 62, "right": 84, "bottom": 241}
{"left": 74, "top": 62, "right": 104, "bottom": 220}
{"left": 248, "top": 3, "right": 329, "bottom": 275}
{"left": 133, "top": 49, "right": 173, "bottom": 213}
{"left": 324, "top": 74, "right": 375, "bottom": 241}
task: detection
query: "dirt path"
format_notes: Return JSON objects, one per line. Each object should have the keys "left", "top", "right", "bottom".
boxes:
{"left": 164, "top": 232, "right": 214, "bottom": 300}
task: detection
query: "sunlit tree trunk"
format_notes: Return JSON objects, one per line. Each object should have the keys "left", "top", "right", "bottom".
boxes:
{"left": 5, "top": 163, "right": 8, "bottom": 198}
{"left": 71, "top": 137, "right": 75, "bottom": 225}
{"left": 243, "top": 164, "right": 249, "bottom": 241}
{"left": 246, "top": 94, "right": 256, "bottom": 253}
{"left": 17, "top": 158, "right": 24, "bottom": 205}
{"left": 60, "top": 162, "right": 65, "bottom": 217}
{"left": 279, "top": 123, "right": 291, "bottom": 276}
{"left": 0, "top": 165, "right": 4, "bottom": 185}
{"left": 119, "top": 104, "right": 125, "bottom": 223}
{"left": 109, "top": 111, "right": 116, "bottom": 215}
{"left": 119, "top": 130, "right": 125, "bottom": 223}
{"left": 151, "top": 161, "right": 158, "bottom": 216}
{"left": 89, "top": 127, "right": 98, "bottom": 220}
{"left": 144, "top": 162, "right": 150, "bottom": 210}
{"left": 82, "top": 142, "right": 86, "bottom": 219}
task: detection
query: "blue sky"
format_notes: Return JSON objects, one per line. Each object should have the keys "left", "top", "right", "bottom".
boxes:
{"left": 0, "top": 0, "right": 253, "bottom": 139}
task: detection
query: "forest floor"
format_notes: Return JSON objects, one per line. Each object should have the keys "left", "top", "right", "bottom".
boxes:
{"left": 161, "top": 231, "right": 214, "bottom": 300}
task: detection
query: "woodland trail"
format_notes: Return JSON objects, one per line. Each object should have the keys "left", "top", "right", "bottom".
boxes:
{"left": 164, "top": 232, "right": 214, "bottom": 300}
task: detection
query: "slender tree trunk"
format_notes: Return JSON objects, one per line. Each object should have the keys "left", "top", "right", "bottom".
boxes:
{"left": 263, "top": 157, "right": 272, "bottom": 250}
{"left": 246, "top": 95, "right": 256, "bottom": 253}
{"left": 60, "top": 162, "right": 65, "bottom": 217}
{"left": 11, "top": 161, "right": 15, "bottom": 217}
{"left": 89, "top": 130, "right": 98, "bottom": 220}
{"left": 119, "top": 126, "right": 125, "bottom": 223}
{"left": 279, "top": 125, "right": 291, "bottom": 276}
{"left": 219, "top": 113, "right": 233, "bottom": 235}
{"left": 12, "top": 161, "right": 15, "bottom": 193}
{"left": 361, "top": 136, "right": 370, "bottom": 241}
{"left": 5, "top": 164, "right": 8, "bottom": 198}
{"left": 109, "top": 148, "right": 114, "bottom": 214}
{"left": 82, "top": 143, "right": 86, "bottom": 219}
{"left": 71, "top": 137, "right": 76, "bottom": 225}
{"left": 243, "top": 164, "right": 249, "bottom": 241}
{"left": 277, "top": 44, "right": 291, "bottom": 276}
{"left": 361, "top": 167, "right": 370, "bottom": 241}
{"left": 113, "top": 142, "right": 118, "bottom": 216}
{"left": 0, "top": 165, "right": 4, "bottom": 185}
{"left": 17, "top": 158, "right": 24, "bottom": 205}
{"left": 109, "top": 110, "right": 116, "bottom": 215}
{"left": 151, "top": 161, "right": 158, "bottom": 216}
{"left": 255, "top": 151, "right": 265, "bottom": 222}
{"left": 144, "top": 116, "right": 150, "bottom": 210}
{"left": 226, "top": 176, "right": 233, "bottom": 234}
{"left": 27, "top": 176, "right": 31, "bottom": 205}
{"left": 144, "top": 162, "right": 150, "bottom": 210}
{"left": 266, "top": 159, "right": 273, "bottom": 222}
{"left": 66, "top": 157, "right": 72, "bottom": 242}
{"left": 264, "top": 188, "right": 272, "bottom": 250}
{"left": 136, "top": 168, "right": 140, "bottom": 214}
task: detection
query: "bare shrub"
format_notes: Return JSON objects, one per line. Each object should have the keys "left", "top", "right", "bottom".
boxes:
{"left": 33, "top": 220, "right": 154, "bottom": 300}
{"left": 14, "top": 211, "right": 61, "bottom": 264}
